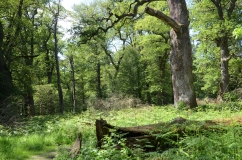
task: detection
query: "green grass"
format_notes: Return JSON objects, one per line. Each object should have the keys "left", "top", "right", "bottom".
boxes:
{"left": 1, "top": 103, "right": 242, "bottom": 159}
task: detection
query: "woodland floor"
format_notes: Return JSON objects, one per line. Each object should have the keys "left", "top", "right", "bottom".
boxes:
{"left": 28, "top": 151, "right": 57, "bottom": 160}
{"left": 29, "top": 115, "right": 242, "bottom": 159}
{"left": 28, "top": 147, "right": 71, "bottom": 160}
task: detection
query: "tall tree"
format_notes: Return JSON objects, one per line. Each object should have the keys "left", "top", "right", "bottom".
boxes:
{"left": 145, "top": 0, "right": 197, "bottom": 107}
{"left": 191, "top": 0, "right": 240, "bottom": 98}
{"left": 69, "top": 54, "right": 76, "bottom": 112}
{"left": 52, "top": 0, "right": 64, "bottom": 114}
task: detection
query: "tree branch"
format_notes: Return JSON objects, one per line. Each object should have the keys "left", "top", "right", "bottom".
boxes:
{"left": 15, "top": 55, "right": 39, "bottom": 58}
{"left": 210, "top": 0, "right": 224, "bottom": 19}
{"left": 144, "top": 6, "right": 181, "bottom": 33}
{"left": 79, "top": 0, "right": 161, "bottom": 43}
{"left": 101, "top": 44, "right": 118, "bottom": 70}
{"left": 227, "top": 0, "right": 237, "bottom": 18}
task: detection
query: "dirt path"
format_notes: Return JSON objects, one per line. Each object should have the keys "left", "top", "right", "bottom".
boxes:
{"left": 28, "top": 151, "right": 57, "bottom": 160}
{"left": 28, "top": 146, "right": 71, "bottom": 160}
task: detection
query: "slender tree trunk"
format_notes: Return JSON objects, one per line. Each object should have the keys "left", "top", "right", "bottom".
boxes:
{"left": 157, "top": 50, "right": 169, "bottom": 105}
{"left": 45, "top": 50, "right": 53, "bottom": 84}
{"left": 217, "top": 36, "right": 230, "bottom": 96}
{"left": 69, "top": 56, "right": 76, "bottom": 112}
{"left": 97, "top": 61, "right": 102, "bottom": 98}
{"left": 146, "top": 83, "right": 151, "bottom": 104}
{"left": 137, "top": 65, "right": 142, "bottom": 99}
{"left": 143, "top": 62, "right": 151, "bottom": 104}
{"left": 81, "top": 76, "right": 86, "bottom": 111}
{"left": 27, "top": 12, "right": 37, "bottom": 117}
{"left": 54, "top": 5, "right": 64, "bottom": 114}
{"left": 145, "top": 0, "right": 197, "bottom": 108}
{"left": 43, "top": 26, "right": 53, "bottom": 84}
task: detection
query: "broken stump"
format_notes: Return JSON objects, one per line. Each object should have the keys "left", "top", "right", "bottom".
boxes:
{"left": 70, "top": 132, "right": 82, "bottom": 158}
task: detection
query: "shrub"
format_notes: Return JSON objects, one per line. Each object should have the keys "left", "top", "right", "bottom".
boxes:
{"left": 34, "top": 84, "right": 59, "bottom": 115}
{"left": 86, "top": 93, "right": 143, "bottom": 111}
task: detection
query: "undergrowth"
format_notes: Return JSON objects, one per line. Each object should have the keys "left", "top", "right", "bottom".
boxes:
{"left": 0, "top": 102, "right": 242, "bottom": 159}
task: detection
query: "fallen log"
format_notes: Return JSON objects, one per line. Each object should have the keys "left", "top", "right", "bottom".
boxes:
{"left": 95, "top": 116, "right": 241, "bottom": 152}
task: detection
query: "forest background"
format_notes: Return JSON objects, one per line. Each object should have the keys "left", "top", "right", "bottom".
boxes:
{"left": 0, "top": 0, "right": 242, "bottom": 122}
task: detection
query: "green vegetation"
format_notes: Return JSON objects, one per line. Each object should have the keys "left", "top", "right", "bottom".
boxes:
{"left": 0, "top": 0, "right": 242, "bottom": 159}
{"left": 1, "top": 103, "right": 242, "bottom": 159}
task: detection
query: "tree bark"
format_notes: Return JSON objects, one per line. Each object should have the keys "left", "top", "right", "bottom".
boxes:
{"left": 145, "top": 0, "right": 197, "bottom": 108}
{"left": 53, "top": 2, "right": 64, "bottom": 114}
{"left": 97, "top": 60, "right": 102, "bottom": 98}
{"left": 217, "top": 36, "right": 230, "bottom": 96}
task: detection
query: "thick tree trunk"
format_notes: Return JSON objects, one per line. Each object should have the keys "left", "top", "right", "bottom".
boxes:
{"left": 168, "top": 0, "right": 197, "bottom": 108}
{"left": 145, "top": 0, "right": 197, "bottom": 108}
